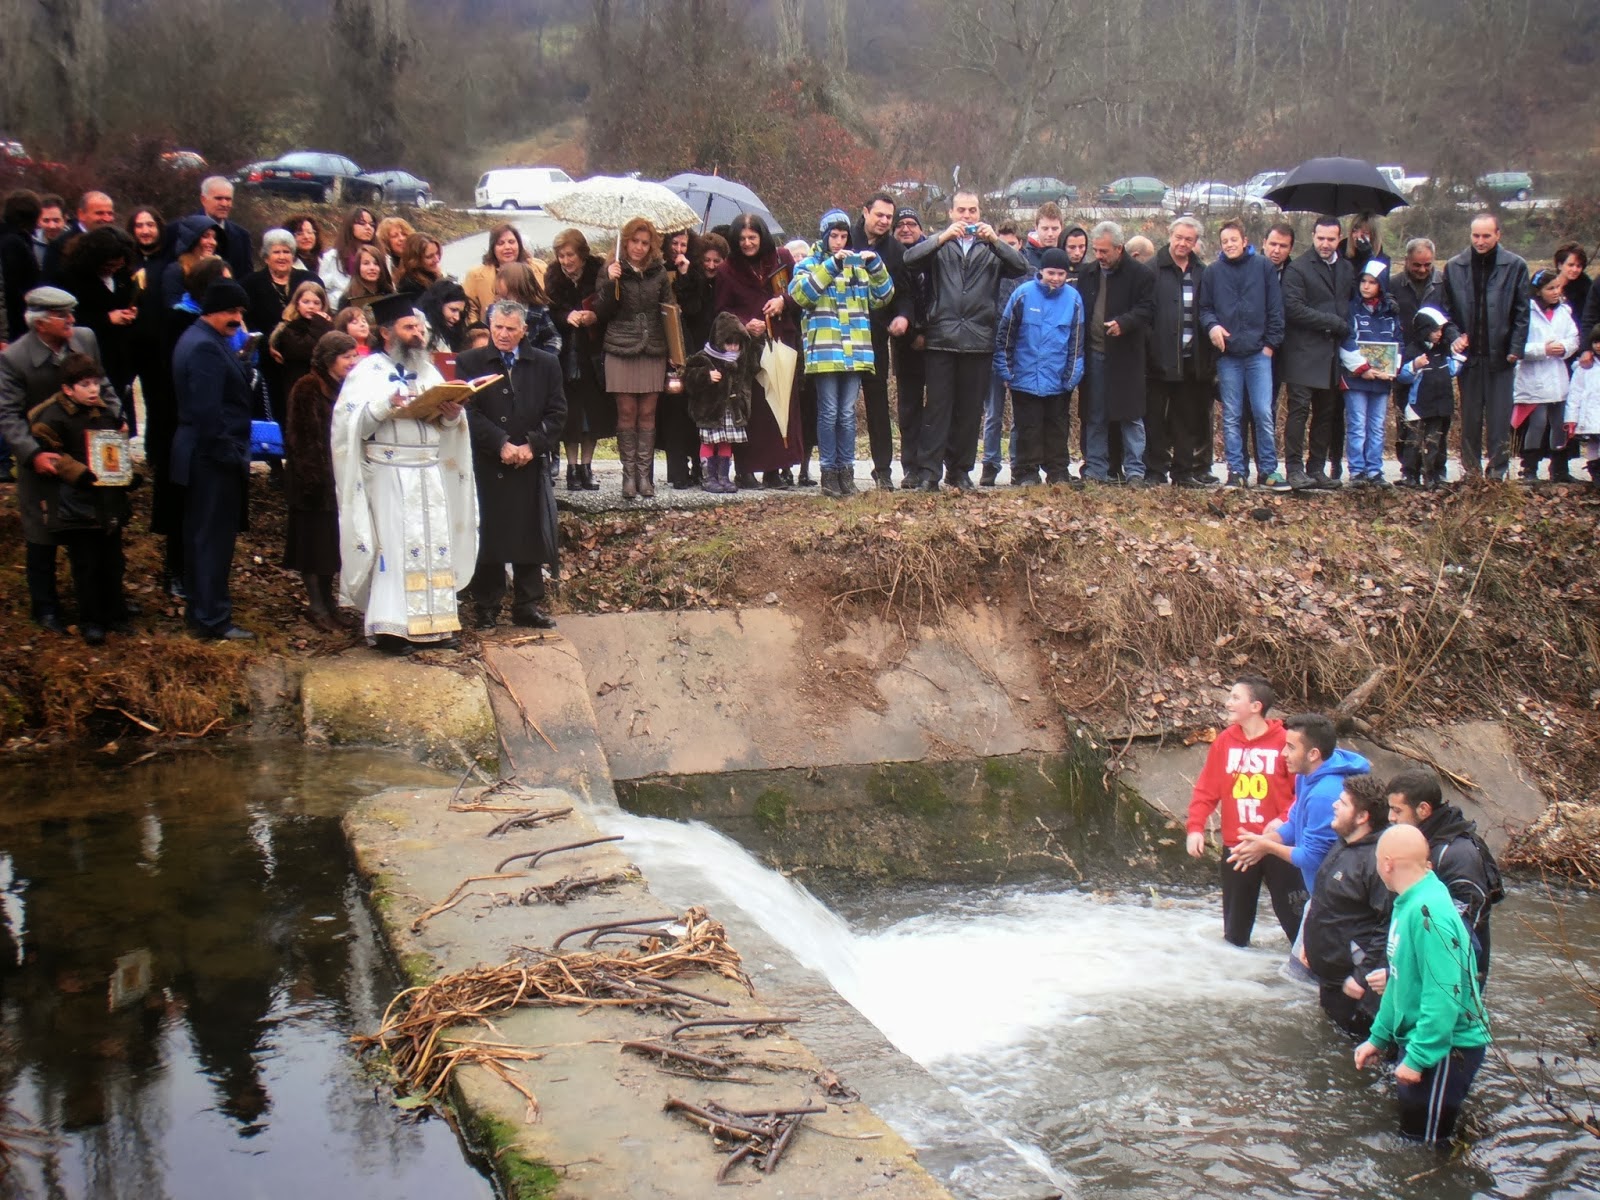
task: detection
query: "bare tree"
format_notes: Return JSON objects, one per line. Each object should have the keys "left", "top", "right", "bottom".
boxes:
{"left": 328, "top": 0, "right": 413, "bottom": 164}
{"left": 774, "top": 0, "right": 807, "bottom": 64}
{"left": 24, "top": 0, "right": 106, "bottom": 153}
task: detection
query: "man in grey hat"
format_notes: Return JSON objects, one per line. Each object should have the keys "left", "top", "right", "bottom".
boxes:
{"left": 0, "top": 286, "right": 122, "bottom": 633}
{"left": 172, "top": 279, "right": 256, "bottom": 640}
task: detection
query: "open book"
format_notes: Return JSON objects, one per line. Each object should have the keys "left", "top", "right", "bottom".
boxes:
{"left": 404, "top": 373, "right": 503, "bottom": 422}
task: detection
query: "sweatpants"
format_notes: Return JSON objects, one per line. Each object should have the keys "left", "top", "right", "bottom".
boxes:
{"left": 1220, "top": 852, "right": 1305, "bottom": 947}
{"left": 1397, "top": 1044, "right": 1487, "bottom": 1143}
{"left": 919, "top": 350, "right": 990, "bottom": 481}
{"left": 1010, "top": 390, "right": 1070, "bottom": 481}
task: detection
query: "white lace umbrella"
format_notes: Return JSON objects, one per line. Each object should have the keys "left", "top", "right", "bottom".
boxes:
{"left": 543, "top": 176, "right": 700, "bottom": 233}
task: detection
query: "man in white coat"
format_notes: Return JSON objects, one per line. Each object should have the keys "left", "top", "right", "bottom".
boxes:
{"left": 332, "top": 292, "right": 477, "bottom": 651}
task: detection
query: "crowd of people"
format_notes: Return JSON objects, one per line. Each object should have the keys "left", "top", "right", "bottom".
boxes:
{"left": 1, "top": 177, "right": 1597, "bottom": 648}
{"left": 1187, "top": 677, "right": 1501, "bottom": 1145}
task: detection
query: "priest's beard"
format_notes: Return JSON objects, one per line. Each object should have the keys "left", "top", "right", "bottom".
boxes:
{"left": 384, "top": 341, "right": 431, "bottom": 377}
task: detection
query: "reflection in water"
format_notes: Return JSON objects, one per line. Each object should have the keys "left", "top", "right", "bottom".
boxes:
{"left": 0, "top": 746, "right": 495, "bottom": 1200}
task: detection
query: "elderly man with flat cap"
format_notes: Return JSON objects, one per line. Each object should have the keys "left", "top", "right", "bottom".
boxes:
{"left": 0, "top": 286, "right": 123, "bottom": 633}
{"left": 172, "top": 279, "right": 257, "bottom": 640}
{"left": 331, "top": 292, "right": 477, "bottom": 654}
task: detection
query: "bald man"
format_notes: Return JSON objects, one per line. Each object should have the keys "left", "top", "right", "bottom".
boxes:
{"left": 1354, "top": 824, "right": 1491, "bottom": 1144}
{"left": 41, "top": 190, "right": 116, "bottom": 283}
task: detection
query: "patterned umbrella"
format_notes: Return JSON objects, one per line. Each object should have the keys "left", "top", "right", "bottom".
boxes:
{"left": 543, "top": 176, "right": 700, "bottom": 233}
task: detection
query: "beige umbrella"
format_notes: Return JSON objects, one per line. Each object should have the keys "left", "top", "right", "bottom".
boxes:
{"left": 543, "top": 176, "right": 700, "bottom": 234}
{"left": 756, "top": 318, "right": 798, "bottom": 445}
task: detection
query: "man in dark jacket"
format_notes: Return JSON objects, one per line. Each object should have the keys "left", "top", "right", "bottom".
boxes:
{"left": 1443, "top": 213, "right": 1531, "bottom": 480}
{"left": 1201, "top": 221, "right": 1286, "bottom": 489}
{"left": 891, "top": 209, "right": 930, "bottom": 489}
{"left": 902, "top": 190, "right": 1030, "bottom": 492}
{"left": 1385, "top": 770, "right": 1501, "bottom": 991}
{"left": 850, "top": 192, "right": 914, "bottom": 489}
{"left": 1, "top": 190, "right": 43, "bottom": 342}
{"left": 172, "top": 280, "right": 255, "bottom": 641}
{"left": 40, "top": 190, "right": 117, "bottom": 284}
{"left": 199, "top": 176, "right": 255, "bottom": 281}
{"left": 1078, "top": 221, "right": 1156, "bottom": 484}
{"left": 1146, "top": 217, "right": 1216, "bottom": 487}
{"left": 1280, "top": 216, "right": 1355, "bottom": 490}
{"left": 458, "top": 300, "right": 567, "bottom": 630}
{"left": 1303, "top": 772, "right": 1393, "bottom": 1038}
{"left": 0, "top": 287, "right": 121, "bottom": 632}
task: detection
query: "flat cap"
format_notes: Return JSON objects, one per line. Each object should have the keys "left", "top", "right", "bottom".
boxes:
{"left": 24, "top": 286, "right": 77, "bottom": 312}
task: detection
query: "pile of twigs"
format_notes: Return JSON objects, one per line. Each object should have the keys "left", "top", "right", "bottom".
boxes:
{"left": 356, "top": 907, "right": 751, "bottom": 1106}
{"left": 664, "top": 1096, "right": 823, "bottom": 1182}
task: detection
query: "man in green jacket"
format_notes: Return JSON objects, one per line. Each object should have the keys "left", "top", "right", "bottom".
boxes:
{"left": 1355, "top": 824, "right": 1491, "bottom": 1143}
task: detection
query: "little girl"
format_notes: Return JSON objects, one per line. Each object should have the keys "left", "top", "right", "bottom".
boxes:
{"left": 270, "top": 281, "right": 334, "bottom": 399}
{"left": 1563, "top": 325, "right": 1600, "bottom": 491}
{"left": 1512, "top": 267, "right": 1580, "bottom": 482}
{"left": 333, "top": 305, "right": 374, "bottom": 353}
{"left": 683, "top": 312, "right": 753, "bottom": 493}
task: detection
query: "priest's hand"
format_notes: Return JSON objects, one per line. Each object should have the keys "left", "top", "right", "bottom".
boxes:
{"left": 436, "top": 400, "right": 463, "bottom": 424}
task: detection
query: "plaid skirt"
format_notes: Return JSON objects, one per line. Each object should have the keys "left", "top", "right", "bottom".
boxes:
{"left": 699, "top": 408, "right": 748, "bottom": 444}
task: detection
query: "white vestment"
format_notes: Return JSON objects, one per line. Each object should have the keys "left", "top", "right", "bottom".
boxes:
{"left": 331, "top": 352, "right": 478, "bottom": 641}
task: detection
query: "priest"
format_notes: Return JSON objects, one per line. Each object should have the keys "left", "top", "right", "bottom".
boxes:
{"left": 331, "top": 292, "right": 478, "bottom": 651}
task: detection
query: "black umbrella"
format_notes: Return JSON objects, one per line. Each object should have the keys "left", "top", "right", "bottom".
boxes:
{"left": 1264, "top": 157, "right": 1409, "bottom": 216}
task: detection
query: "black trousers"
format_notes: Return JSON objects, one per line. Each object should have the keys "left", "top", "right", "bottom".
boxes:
{"left": 919, "top": 350, "right": 990, "bottom": 480}
{"left": 1285, "top": 383, "right": 1339, "bottom": 473}
{"left": 1220, "top": 852, "right": 1305, "bottom": 947}
{"left": 1318, "top": 981, "right": 1382, "bottom": 1040}
{"left": 864, "top": 324, "right": 894, "bottom": 474}
{"left": 25, "top": 540, "right": 61, "bottom": 620}
{"left": 895, "top": 340, "right": 926, "bottom": 477}
{"left": 1146, "top": 371, "right": 1213, "bottom": 481}
{"left": 1459, "top": 363, "right": 1514, "bottom": 476}
{"left": 1402, "top": 416, "right": 1451, "bottom": 481}
{"left": 469, "top": 558, "right": 545, "bottom": 619}
{"left": 1011, "top": 391, "right": 1070, "bottom": 480}
{"left": 658, "top": 390, "right": 699, "bottom": 485}
{"left": 183, "top": 460, "right": 245, "bottom": 634}
{"left": 60, "top": 527, "right": 126, "bottom": 627}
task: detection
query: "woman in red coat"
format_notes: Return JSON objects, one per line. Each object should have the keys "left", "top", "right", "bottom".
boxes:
{"left": 712, "top": 214, "right": 804, "bottom": 487}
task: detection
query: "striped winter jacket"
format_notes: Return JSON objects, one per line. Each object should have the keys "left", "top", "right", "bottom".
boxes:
{"left": 788, "top": 243, "right": 895, "bottom": 374}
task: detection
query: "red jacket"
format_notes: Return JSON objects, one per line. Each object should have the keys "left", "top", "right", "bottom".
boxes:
{"left": 1187, "top": 718, "right": 1295, "bottom": 845}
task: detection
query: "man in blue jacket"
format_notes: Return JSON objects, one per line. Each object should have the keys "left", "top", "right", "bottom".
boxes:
{"left": 1200, "top": 221, "right": 1287, "bottom": 491}
{"left": 172, "top": 280, "right": 255, "bottom": 641}
{"left": 1229, "top": 712, "right": 1372, "bottom": 895}
{"left": 993, "top": 248, "right": 1085, "bottom": 485}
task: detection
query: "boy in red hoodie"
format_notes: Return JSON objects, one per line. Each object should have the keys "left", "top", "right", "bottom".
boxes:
{"left": 1187, "top": 674, "right": 1304, "bottom": 946}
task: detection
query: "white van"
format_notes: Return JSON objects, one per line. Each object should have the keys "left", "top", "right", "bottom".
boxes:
{"left": 474, "top": 166, "right": 575, "bottom": 210}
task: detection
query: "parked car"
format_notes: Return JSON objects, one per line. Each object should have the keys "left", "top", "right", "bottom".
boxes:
{"left": 242, "top": 151, "right": 380, "bottom": 204}
{"left": 1476, "top": 171, "right": 1534, "bottom": 202}
{"left": 474, "top": 166, "right": 575, "bottom": 211}
{"left": 361, "top": 168, "right": 433, "bottom": 206}
{"left": 989, "top": 176, "right": 1078, "bottom": 211}
{"left": 885, "top": 179, "right": 945, "bottom": 204}
{"left": 161, "top": 150, "right": 207, "bottom": 171}
{"left": 1096, "top": 176, "right": 1167, "bottom": 206}
{"left": 1241, "top": 170, "right": 1287, "bottom": 199}
{"left": 1165, "top": 181, "right": 1263, "bottom": 215}
{"left": 1, "top": 137, "right": 65, "bottom": 174}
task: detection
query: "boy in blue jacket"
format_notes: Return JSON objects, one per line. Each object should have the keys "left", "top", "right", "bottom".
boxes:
{"left": 1394, "top": 306, "right": 1463, "bottom": 488}
{"left": 1229, "top": 712, "right": 1372, "bottom": 895}
{"left": 993, "top": 248, "right": 1085, "bottom": 485}
{"left": 1338, "top": 260, "right": 1404, "bottom": 486}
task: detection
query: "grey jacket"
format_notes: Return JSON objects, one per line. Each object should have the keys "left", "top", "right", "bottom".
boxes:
{"left": 903, "top": 232, "right": 1030, "bottom": 354}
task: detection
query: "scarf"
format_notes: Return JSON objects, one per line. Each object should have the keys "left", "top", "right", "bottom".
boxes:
{"left": 702, "top": 343, "right": 741, "bottom": 364}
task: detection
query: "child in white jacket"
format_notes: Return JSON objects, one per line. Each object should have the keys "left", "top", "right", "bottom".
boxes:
{"left": 1513, "top": 268, "right": 1580, "bottom": 481}
{"left": 1565, "top": 324, "right": 1600, "bottom": 491}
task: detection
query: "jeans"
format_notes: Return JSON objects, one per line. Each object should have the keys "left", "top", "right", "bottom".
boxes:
{"left": 1344, "top": 387, "right": 1388, "bottom": 477}
{"left": 813, "top": 371, "right": 862, "bottom": 471}
{"left": 1081, "top": 351, "right": 1146, "bottom": 480}
{"left": 982, "top": 373, "right": 1008, "bottom": 468}
{"left": 1217, "top": 352, "right": 1279, "bottom": 477}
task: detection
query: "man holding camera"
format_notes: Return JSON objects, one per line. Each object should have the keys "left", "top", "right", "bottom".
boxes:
{"left": 902, "top": 190, "right": 1031, "bottom": 492}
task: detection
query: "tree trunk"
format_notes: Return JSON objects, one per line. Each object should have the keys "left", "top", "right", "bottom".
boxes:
{"left": 774, "top": 0, "right": 806, "bottom": 64}
{"left": 34, "top": 0, "right": 106, "bottom": 154}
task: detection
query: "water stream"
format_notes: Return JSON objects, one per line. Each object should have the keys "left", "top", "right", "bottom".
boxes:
{"left": 598, "top": 809, "right": 1600, "bottom": 1200}
{"left": 0, "top": 747, "right": 496, "bottom": 1200}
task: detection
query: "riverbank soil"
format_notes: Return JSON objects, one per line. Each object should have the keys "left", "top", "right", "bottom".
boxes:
{"left": 3, "top": 477, "right": 1596, "bottom": 875}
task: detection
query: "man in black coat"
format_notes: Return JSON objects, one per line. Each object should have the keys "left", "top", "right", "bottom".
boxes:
{"left": 1146, "top": 217, "right": 1216, "bottom": 487}
{"left": 1303, "top": 773, "right": 1393, "bottom": 1039}
{"left": 172, "top": 280, "right": 256, "bottom": 640}
{"left": 850, "top": 192, "right": 914, "bottom": 489}
{"left": 199, "top": 177, "right": 255, "bottom": 281}
{"left": 0, "top": 190, "right": 43, "bottom": 342}
{"left": 458, "top": 300, "right": 567, "bottom": 630}
{"left": 1442, "top": 213, "right": 1531, "bottom": 480}
{"left": 902, "top": 190, "right": 1031, "bottom": 491}
{"left": 1280, "top": 215, "right": 1355, "bottom": 490}
{"left": 0, "top": 287, "right": 122, "bottom": 630}
{"left": 1078, "top": 221, "right": 1157, "bottom": 484}
{"left": 40, "top": 190, "right": 117, "bottom": 284}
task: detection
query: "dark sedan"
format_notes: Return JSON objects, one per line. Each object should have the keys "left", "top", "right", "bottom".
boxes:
{"left": 243, "top": 151, "right": 380, "bottom": 204}
{"left": 360, "top": 169, "right": 434, "bottom": 206}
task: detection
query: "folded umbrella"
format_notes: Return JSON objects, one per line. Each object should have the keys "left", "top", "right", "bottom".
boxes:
{"left": 756, "top": 321, "right": 797, "bottom": 446}
{"left": 1265, "top": 157, "right": 1409, "bottom": 217}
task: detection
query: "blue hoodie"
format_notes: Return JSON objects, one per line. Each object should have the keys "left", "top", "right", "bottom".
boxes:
{"left": 993, "top": 276, "right": 1085, "bottom": 397}
{"left": 1279, "top": 747, "right": 1372, "bottom": 892}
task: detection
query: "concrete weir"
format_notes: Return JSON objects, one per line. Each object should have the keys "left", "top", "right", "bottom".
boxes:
{"left": 342, "top": 607, "right": 1547, "bottom": 1199}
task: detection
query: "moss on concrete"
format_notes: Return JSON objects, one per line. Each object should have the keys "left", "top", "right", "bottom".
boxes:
{"left": 470, "top": 1112, "right": 561, "bottom": 1200}
{"left": 753, "top": 787, "right": 791, "bottom": 830}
